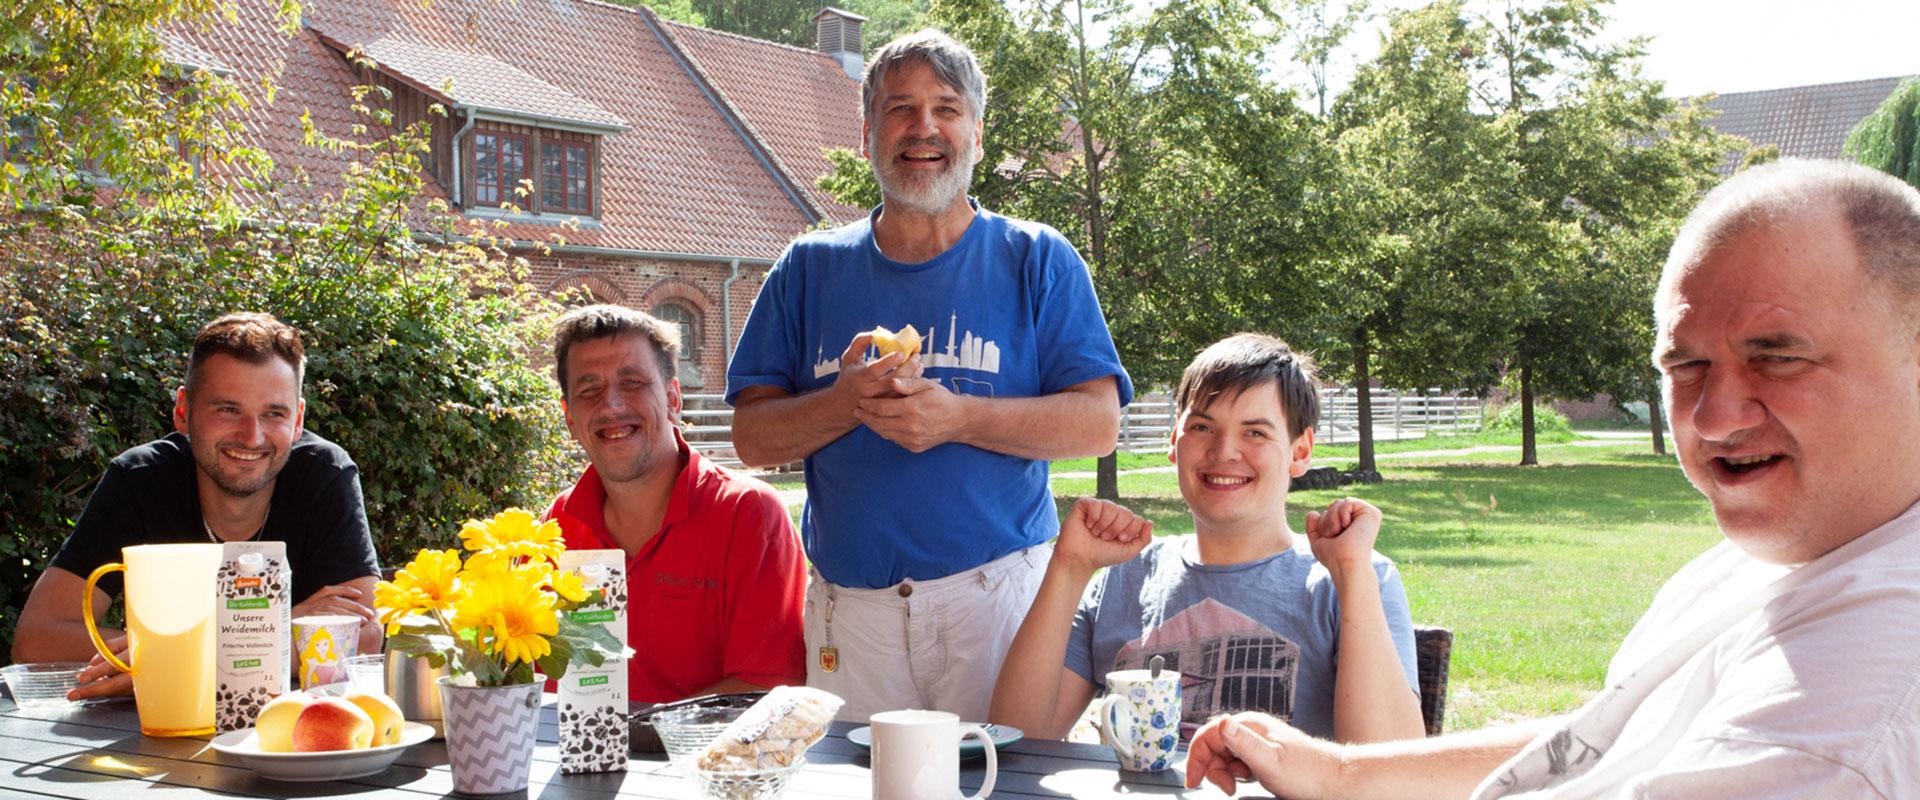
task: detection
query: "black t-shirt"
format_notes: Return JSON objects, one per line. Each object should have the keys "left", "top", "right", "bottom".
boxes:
{"left": 50, "top": 430, "right": 380, "bottom": 602}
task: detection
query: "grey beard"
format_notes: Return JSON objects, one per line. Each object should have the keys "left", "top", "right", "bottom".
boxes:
{"left": 872, "top": 150, "right": 974, "bottom": 216}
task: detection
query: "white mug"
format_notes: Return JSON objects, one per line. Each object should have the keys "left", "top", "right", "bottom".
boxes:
{"left": 870, "top": 709, "right": 997, "bottom": 800}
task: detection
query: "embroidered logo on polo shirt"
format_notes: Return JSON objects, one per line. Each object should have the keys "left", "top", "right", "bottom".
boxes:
{"left": 653, "top": 572, "right": 719, "bottom": 590}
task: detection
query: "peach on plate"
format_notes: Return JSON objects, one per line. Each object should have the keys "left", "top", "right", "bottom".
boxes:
{"left": 291, "top": 696, "right": 374, "bottom": 752}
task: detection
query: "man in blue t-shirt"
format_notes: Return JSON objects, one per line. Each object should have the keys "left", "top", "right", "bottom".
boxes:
{"left": 990, "top": 334, "right": 1424, "bottom": 744}
{"left": 726, "top": 29, "right": 1132, "bottom": 722}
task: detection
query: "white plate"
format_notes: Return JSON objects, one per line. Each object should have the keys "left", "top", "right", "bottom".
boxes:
{"left": 846, "top": 723, "right": 1023, "bottom": 760}
{"left": 209, "top": 721, "right": 434, "bottom": 782}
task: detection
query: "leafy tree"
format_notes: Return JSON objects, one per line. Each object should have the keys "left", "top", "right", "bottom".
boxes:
{"left": 1, "top": 0, "right": 266, "bottom": 212}
{"left": 1277, "top": 0, "right": 1369, "bottom": 117}
{"left": 681, "top": 0, "right": 814, "bottom": 47}
{"left": 1318, "top": 0, "right": 1529, "bottom": 473}
{"left": 604, "top": 0, "right": 708, "bottom": 26}
{"left": 1, "top": 0, "right": 574, "bottom": 659}
{"left": 841, "top": 0, "right": 931, "bottom": 55}
{"left": 1844, "top": 77, "right": 1920, "bottom": 188}
{"left": 931, "top": 0, "right": 1327, "bottom": 499}
{"left": 1466, "top": 0, "right": 1736, "bottom": 465}
{"left": 608, "top": 0, "right": 922, "bottom": 54}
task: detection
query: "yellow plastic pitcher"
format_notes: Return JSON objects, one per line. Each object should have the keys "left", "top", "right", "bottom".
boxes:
{"left": 83, "top": 543, "right": 223, "bottom": 737}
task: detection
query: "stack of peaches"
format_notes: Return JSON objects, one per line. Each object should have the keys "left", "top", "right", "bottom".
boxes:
{"left": 254, "top": 690, "right": 406, "bottom": 752}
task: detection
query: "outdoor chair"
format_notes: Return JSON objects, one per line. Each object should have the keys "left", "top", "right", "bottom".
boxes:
{"left": 1415, "top": 625, "right": 1453, "bottom": 736}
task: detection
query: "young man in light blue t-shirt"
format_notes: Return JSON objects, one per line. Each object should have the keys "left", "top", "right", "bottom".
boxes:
{"left": 991, "top": 334, "right": 1424, "bottom": 744}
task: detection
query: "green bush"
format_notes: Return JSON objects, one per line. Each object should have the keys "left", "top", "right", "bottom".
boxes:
{"left": 0, "top": 78, "right": 575, "bottom": 660}
{"left": 1484, "top": 402, "right": 1576, "bottom": 443}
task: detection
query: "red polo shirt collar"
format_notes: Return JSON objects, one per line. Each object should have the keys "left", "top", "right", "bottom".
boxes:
{"left": 555, "top": 429, "right": 699, "bottom": 560}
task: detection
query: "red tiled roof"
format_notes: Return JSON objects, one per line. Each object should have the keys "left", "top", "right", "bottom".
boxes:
{"left": 308, "top": 28, "right": 627, "bottom": 131}
{"left": 1703, "top": 75, "right": 1917, "bottom": 172}
{"left": 160, "top": 32, "right": 233, "bottom": 76}
{"left": 663, "top": 20, "right": 867, "bottom": 224}
{"left": 168, "top": 0, "right": 839, "bottom": 260}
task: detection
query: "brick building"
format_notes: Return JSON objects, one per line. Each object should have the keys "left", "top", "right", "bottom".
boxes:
{"left": 163, "top": 0, "right": 872, "bottom": 390}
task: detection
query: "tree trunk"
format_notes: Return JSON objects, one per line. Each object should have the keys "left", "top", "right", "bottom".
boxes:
{"left": 1354, "top": 329, "right": 1376, "bottom": 474}
{"left": 1096, "top": 451, "right": 1119, "bottom": 500}
{"left": 1648, "top": 388, "right": 1666, "bottom": 456}
{"left": 1074, "top": 0, "right": 1117, "bottom": 502}
{"left": 1519, "top": 363, "right": 1538, "bottom": 466}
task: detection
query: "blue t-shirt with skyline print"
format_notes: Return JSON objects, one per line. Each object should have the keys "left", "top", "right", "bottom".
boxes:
{"left": 725, "top": 201, "right": 1133, "bottom": 588}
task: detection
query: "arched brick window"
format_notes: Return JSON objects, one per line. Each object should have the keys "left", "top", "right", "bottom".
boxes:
{"left": 652, "top": 301, "right": 701, "bottom": 388}
{"left": 547, "top": 272, "right": 623, "bottom": 306}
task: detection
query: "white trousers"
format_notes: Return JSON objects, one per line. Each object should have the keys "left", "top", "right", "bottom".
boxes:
{"left": 804, "top": 544, "right": 1050, "bottom": 723}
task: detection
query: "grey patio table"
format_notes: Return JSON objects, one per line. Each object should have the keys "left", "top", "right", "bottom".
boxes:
{"left": 0, "top": 693, "right": 1270, "bottom": 798}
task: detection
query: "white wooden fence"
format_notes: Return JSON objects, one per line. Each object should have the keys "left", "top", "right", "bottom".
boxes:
{"left": 1114, "top": 388, "right": 1483, "bottom": 453}
{"left": 681, "top": 388, "right": 1483, "bottom": 467}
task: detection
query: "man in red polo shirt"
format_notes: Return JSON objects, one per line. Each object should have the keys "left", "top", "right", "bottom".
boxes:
{"left": 543, "top": 304, "right": 805, "bottom": 702}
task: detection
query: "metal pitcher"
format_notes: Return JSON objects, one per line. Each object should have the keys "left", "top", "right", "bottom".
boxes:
{"left": 385, "top": 646, "right": 449, "bottom": 738}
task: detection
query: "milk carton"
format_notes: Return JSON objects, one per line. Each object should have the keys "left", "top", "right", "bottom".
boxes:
{"left": 557, "top": 549, "right": 628, "bottom": 773}
{"left": 215, "top": 541, "right": 292, "bottom": 733}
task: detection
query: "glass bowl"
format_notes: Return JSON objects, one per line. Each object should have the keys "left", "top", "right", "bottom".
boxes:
{"left": 630, "top": 691, "right": 765, "bottom": 754}
{"left": 1, "top": 662, "right": 88, "bottom": 709}
{"left": 693, "top": 759, "right": 805, "bottom": 800}
{"left": 651, "top": 704, "right": 747, "bottom": 767}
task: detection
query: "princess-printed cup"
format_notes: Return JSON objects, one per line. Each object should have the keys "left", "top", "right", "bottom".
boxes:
{"left": 1095, "top": 668, "right": 1182, "bottom": 772}
{"left": 292, "top": 615, "right": 361, "bottom": 688}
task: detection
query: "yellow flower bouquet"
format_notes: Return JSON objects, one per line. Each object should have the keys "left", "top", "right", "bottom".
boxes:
{"left": 375, "top": 508, "right": 626, "bottom": 686}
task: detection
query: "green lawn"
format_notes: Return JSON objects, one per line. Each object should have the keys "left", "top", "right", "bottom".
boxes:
{"left": 1050, "top": 440, "right": 1718, "bottom": 732}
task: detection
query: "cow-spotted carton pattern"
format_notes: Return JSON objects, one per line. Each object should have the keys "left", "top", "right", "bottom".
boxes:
{"left": 215, "top": 542, "right": 291, "bottom": 733}
{"left": 558, "top": 550, "right": 629, "bottom": 773}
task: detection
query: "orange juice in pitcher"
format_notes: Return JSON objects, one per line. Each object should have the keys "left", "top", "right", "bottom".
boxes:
{"left": 85, "top": 543, "right": 223, "bottom": 737}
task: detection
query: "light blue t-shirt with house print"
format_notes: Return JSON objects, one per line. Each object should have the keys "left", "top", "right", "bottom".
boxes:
{"left": 1065, "top": 536, "right": 1419, "bottom": 741}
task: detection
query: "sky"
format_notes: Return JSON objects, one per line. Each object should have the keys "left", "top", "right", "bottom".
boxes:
{"left": 1308, "top": 0, "right": 1920, "bottom": 101}
{"left": 1604, "top": 0, "right": 1920, "bottom": 97}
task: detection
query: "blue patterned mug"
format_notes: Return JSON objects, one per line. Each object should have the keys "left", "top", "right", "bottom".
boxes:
{"left": 1096, "top": 668, "right": 1182, "bottom": 772}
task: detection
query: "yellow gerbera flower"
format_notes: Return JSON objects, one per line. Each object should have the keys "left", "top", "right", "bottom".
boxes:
{"left": 453, "top": 569, "right": 558, "bottom": 667}
{"left": 548, "top": 568, "right": 591, "bottom": 604}
{"left": 374, "top": 548, "right": 464, "bottom": 633}
{"left": 373, "top": 581, "right": 424, "bottom": 634}
{"left": 460, "top": 508, "right": 563, "bottom": 571}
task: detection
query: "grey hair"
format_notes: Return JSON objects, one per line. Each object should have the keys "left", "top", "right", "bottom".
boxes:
{"left": 862, "top": 29, "right": 988, "bottom": 123}
{"left": 1659, "top": 158, "right": 1920, "bottom": 329}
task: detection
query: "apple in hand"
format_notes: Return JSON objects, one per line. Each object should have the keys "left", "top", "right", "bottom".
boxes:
{"left": 343, "top": 690, "right": 405, "bottom": 747}
{"left": 255, "top": 692, "right": 316, "bottom": 753}
{"left": 291, "top": 696, "right": 375, "bottom": 752}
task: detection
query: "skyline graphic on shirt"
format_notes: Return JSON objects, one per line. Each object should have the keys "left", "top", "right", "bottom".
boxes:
{"left": 1111, "top": 598, "right": 1301, "bottom": 736}
{"left": 812, "top": 310, "right": 1003, "bottom": 379}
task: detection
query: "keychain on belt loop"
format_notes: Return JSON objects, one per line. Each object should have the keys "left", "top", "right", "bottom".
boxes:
{"left": 818, "top": 592, "right": 839, "bottom": 673}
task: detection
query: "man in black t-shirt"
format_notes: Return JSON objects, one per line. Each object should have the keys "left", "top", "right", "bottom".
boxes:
{"left": 12, "top": 313, "right": 379, "bottom": 700}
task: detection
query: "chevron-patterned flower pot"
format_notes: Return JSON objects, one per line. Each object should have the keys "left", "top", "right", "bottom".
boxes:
{"left": 438, "top": 677, "right": 542, "bottom": 795}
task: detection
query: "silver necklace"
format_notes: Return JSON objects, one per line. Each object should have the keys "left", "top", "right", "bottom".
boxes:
{"left": 204, "top": 502, "right": 270, "bottom": 543}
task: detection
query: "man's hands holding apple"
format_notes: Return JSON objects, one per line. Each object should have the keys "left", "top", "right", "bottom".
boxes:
{"left": 834, "top": 327, "right": 970, "bottom": 453}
